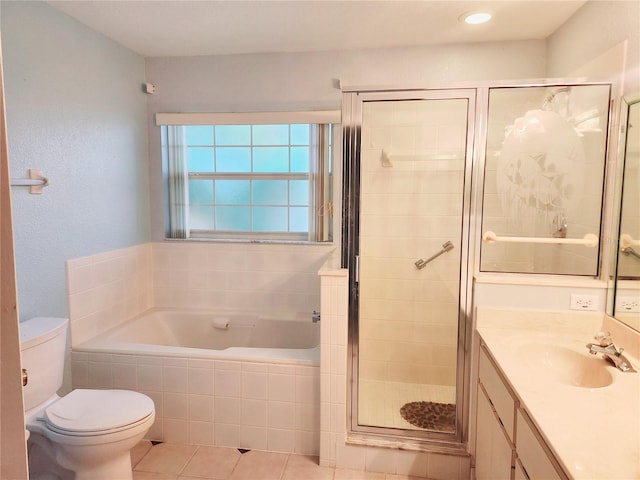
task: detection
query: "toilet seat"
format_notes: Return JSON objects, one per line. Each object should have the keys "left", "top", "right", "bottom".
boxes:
{"left": 42, "top": 389, "right": 154, "bottom": 437}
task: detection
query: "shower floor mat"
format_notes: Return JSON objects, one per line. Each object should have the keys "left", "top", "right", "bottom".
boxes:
{"left": 358, "top": 380, "right": 455, "bottom": 431}
{"left": 400, "top": 401, "right": 455, "bottom": 432}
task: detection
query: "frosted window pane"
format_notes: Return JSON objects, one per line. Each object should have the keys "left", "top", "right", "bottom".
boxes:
{"left": 290, "top": 124, "right": 310, "bottom": 145}
{"left": 290, "top": 180, "right": 308, "bottom": 205}
{"left": 190, "top": 206, "right": 215, "bottom": 229}
{"left": 215, "top": 125, "right": 251, "bottom": 145}
{"left": 253, "top": 207, "right": 288, "bottom": 231}
{"left": 216, "top": 147, "right": 251, "bottom": 172}
{"left": 290, "top": 207, "right": 308, "bottom": 232}
{"left": 188, "top": 179, "right": 213, "bottom": 204}
{"left": 290, "top": 147, "right": 309, "bottom": 172}
{"left": 215, "top": 180, "right": 250, "bottom": 204}
{"left": 253, "top": 124, "right": 289, "bottom": 145}
{"left": 216, "top": 206, "right": 250, "bottom": 231}
{"left": 186, "top": 126, "right": 213, "bottom": 146}
{"left": 254, "top": 147, "right": 289, "bottom": 172}
{"left": 188, "top": 147, "right": 214, "bottom": 172}
{"left": 253, "top": 180, "right": 288, "bottom": 205}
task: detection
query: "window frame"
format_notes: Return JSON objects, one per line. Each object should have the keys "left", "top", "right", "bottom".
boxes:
{"left": 158, "top": 111, "right": 339, "bottom": 243}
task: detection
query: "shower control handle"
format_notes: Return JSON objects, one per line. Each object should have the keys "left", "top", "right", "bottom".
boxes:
{"left": 415, "top": 241, "right": 454, "bottom": 270}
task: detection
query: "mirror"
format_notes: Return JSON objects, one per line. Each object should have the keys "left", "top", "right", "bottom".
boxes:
{"left": 613, "top": 94, "right": 640, "bottom": 331}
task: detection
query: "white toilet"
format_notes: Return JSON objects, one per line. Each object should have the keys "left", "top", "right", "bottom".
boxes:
{"left": 20, "top": 317, "right": 155, "bottom": 480}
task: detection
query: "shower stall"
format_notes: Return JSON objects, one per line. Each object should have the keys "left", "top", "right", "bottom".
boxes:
{"left": 341, "top": 82, "right": 612, "bottom": 448}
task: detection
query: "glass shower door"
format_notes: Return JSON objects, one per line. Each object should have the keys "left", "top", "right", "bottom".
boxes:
{"left": 349, "top": 90, "right": 474, "bottom": 438}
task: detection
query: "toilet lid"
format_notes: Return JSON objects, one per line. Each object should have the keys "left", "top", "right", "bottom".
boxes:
{"left": 43, "top": 389, "right": 154, "bottom": 434}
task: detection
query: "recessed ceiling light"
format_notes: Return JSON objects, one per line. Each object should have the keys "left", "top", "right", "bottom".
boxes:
{"left": 460, "top": 11, "right": 493, "bottom": 25}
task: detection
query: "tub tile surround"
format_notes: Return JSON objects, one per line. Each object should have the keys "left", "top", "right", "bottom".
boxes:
{"left": 318, "top": 264, "right": 471, "bottom": 480}
{"left": 66, "top": 243, "right": 153, "bottom": 345}
{"left": 476, "top": 307, "right": 640, "bottom": 479}
{"left": 67, "top": 241, "right": 334, "bottom": 348}
{"left": 67, "top": 240, "right": 334, "bottom": 455}
{"left": 71, "top": 352, "right": 320, "bottom": 454}
{"left": 152, "top": 241, "right": 333, "bottom": 314}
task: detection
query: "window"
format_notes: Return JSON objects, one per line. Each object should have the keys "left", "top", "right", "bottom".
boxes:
{"left": 159, "top": 112, "right": 338, "bottom": 242}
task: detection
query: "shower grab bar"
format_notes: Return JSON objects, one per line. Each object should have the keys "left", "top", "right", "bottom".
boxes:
{"left": 10, "top": 169, "right": 49, "bottom": 194}
{"left": 620, "top": 235, "right": 640, "bottom": 261}
{"left": 482, "top": 231, "right": 598, "bottom": 247}
{"left": 621, "top": 246, "right": 640, "bottom": 261}
{"left": 620, "top": 234, "right": 640, "bottom": 248}
{"left": 415, "top": 241, "right": 454, "bottom": 270}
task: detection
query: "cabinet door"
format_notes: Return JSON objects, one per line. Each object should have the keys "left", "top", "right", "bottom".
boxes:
{"left": 514, "top": 459, "right": 528, "bottom": 480}
{"left": 476, "top": 385, "right": 514, "bottom": 480}
{"left": 516, "top": 410, "right": 564, "bottom": 480}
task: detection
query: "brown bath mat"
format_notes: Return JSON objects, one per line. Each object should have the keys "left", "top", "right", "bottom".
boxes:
{"left": 400, "top": 401, "right": 455, "bottom": 432}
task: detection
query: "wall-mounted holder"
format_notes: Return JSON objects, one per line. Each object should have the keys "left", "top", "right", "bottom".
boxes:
{"left": 10, "top": 169, "right": 49, "bottom": 194}
{"left": 379, "top": 149, "right": 462, "bottom": 168}
{"left": 482, "top": 231, "right": 598, "bottom": 247}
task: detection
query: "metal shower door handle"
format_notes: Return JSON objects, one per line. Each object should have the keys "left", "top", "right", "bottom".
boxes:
{"left": 414, "top": 241, "right": 454, "bottom": 270}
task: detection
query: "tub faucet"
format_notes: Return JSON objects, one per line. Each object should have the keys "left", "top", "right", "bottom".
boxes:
{"left": 312, "top": 311, "right": 321, "bottom": 323}
{"left": 586, "top": 331, "right": 637, "bottom": 372}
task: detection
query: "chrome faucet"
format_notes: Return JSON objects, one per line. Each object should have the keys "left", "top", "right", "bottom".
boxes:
{"left": 586, "top": 331, "right": 637, "bottom": 372}
{"left": 312, "top": 311, "right": 321, "bottom": 323}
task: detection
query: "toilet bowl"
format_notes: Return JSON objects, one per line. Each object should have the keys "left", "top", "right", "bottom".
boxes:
{"left": 20, "top": 317, "right": 156, "bottom": 480}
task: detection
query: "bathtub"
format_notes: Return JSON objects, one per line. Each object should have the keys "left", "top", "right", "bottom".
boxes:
{"left": 75, "top": 308, "right": 320, "bottom": 364}
{"left": 71, "top": 308, "right": 321, "bottom": 453}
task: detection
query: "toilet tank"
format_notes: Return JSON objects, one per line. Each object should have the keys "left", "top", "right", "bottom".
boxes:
{"left": 20, "top": 317, "right": 69, "bottom": 412}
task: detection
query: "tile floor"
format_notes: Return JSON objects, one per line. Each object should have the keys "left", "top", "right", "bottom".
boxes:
{"left": 131, "top": 441, "right": 428, "bottom": 480}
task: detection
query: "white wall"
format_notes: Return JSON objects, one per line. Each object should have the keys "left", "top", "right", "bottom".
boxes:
{"left": 1, "top": 1, "right": 150, "bottom": 321}
{"left": 145, "top": 40, "right": 547, "bottom": 242}
{"left": 547, "top": 0, "right": 640, "bottom": 94}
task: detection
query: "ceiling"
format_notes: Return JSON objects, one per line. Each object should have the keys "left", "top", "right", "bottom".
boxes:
{"left": 46, "top": 0, "right": 587, "bottom": 58}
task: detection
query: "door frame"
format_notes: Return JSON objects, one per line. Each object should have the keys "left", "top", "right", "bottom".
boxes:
{"left": 341, "top": 87, "right": 480, "bottom": 447}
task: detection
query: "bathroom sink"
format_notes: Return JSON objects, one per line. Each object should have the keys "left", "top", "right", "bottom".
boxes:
{"left": 518, "top": 343, "right": 614, "bottom": 388}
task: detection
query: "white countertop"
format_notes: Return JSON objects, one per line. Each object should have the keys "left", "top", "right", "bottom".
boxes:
{"left": 476, "top": 308, "right": 640, "bottom": 480}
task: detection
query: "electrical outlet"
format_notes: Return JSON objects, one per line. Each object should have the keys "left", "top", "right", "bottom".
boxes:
{"left": 617, "top": 297, "right": 640, "bottom": 313}
{"left": 570, "top": 294, "right": 599, "bottom": 311}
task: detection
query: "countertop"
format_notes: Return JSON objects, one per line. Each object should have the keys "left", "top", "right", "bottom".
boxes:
{"left": 476, "top": 307, "right": 640, "bottom": 480}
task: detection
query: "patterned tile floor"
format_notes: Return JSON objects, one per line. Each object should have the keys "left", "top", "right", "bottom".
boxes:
{"left": 130, "top": 441, "right": 427, "bottom": 480}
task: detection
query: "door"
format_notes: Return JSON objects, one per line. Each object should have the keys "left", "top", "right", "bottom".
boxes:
{"left": 343, "top": 89, "right": 475, "bottom": 441}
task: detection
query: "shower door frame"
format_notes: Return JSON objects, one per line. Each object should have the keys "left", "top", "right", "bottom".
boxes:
{"left": 342, "top": 87, "right": 480, "bottom": 447}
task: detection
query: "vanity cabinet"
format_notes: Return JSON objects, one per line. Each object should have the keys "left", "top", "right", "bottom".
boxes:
{"left": 476, "top": 343, "right": 568, "bottom": 480}
{"left": 475, "top": 383, "right": 514, "bottom": 479}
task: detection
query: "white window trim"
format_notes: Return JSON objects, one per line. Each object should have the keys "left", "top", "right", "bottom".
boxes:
{"left": 159, "top": 111, "right": 339, "bottom": 243}
{"left": 156, "top": 110, "right": 341, "bottom": 126}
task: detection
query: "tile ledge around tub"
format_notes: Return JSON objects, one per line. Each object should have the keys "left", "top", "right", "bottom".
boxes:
{"left": 318, "top": 252, "right": 347, "bottom": 276}
{"left": 474, "top": 273, "right": 607, "bottom": 288}
{"left": 318, "top": 267, "right": 348, "bottom": 277}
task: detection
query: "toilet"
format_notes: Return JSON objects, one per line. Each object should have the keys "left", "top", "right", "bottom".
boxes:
{"left": 20, "top": 317, "right": 155, "bottom": 480}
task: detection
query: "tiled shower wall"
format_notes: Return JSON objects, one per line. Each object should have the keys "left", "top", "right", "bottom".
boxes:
{"left": 357, "top": 100, "right": 463, "bottom": 386}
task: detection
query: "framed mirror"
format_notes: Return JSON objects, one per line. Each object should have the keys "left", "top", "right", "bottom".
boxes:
{"left": 612, "top": 93, "right": 640, "bottom": 331}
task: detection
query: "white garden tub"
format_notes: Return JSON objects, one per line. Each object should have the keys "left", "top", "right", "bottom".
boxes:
{"left": 71, "top": 308, "right": 322, "bottom": 452}
{"left": 75, "top": 308, "right": 320, "bottom": 364}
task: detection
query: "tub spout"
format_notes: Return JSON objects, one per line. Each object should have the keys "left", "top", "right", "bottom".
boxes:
{"left": 312, "top": 311, "right": 321, "bottom": 323}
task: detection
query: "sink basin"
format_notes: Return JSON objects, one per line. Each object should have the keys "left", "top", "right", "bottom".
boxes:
{"left": 518, "top": 343, "right": 614, "bottom": 388}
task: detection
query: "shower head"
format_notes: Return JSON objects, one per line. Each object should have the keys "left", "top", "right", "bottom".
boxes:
{"left": 543, "top": 86, "right": 571, "bottom": 110}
